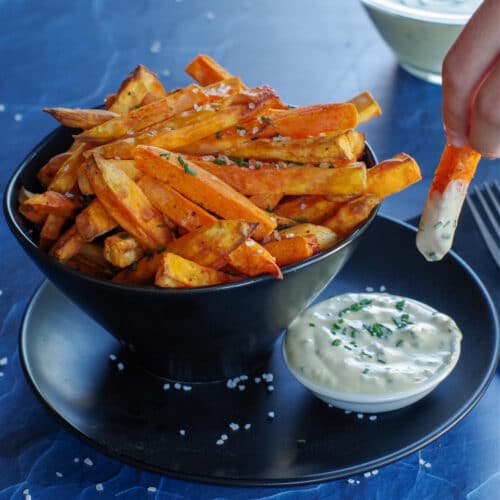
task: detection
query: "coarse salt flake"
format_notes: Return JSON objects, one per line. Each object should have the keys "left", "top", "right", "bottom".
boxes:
{"left": 379, "top": 285, "right": 387, "bottom": 292}
{"left": 248, "top": 102, "right": 255, "bottom": 109}
{"left": 116, "top": 362, "right": 125, "bottom": 371}
{"left": 221, "top": 433, "right": 228, "bottom": 441}
{"left": 254, "top": 377, "right": 261, "bottom": 383}
{"left": 0, "top": 357, "right": 7, "bottom": 366}
{"left": 163, "top": 383, "right": 170, "bottom": 391}
{"left": 109, "top": 354, "right": 117, "bottom": 361}
{"left": 365, "top": 286, "right": 374, "bottom": 292}
{"left": 56, "top": 471, "right": 63, "bottom": 477}
{"left": 183, "top": 385, "right": 192, "bottom": 391}
{"left": 348, "top": 478, "right": 355, "bottom": 484}
{"left": 96, "top": 483, "right": 104, "bottom": 491}
{"left": 147, "top": 486, "right": 157, "bottom": 492}
{"left": 14, "top": 113, "right": 23, "bottom": 122}
{"left": 23, "top": 489, "right": 29, "bottom": 495}
{"left": 244, "top": 423, "right": 251, "bottom": 430}
{"left": 192, "top": 87, "right": 199, "bottom": 93}
{"left": 237, "top": 128, "right": 246, "bottom": 136}
{"left": 84, "top": 457, "right": 94, "bottom": 466}
{"left": 251, "top": 127, "right": 259, "bottom": 135}
{"left": 229, "top": 422, "right": 239, "bottom": 431}
{"left": 238, "top": 385, "right": 246, "bottom": 391}
{"left": 206, "top": 11, "right": 215, "bottom": 20}
{"left": 369, "top": 415, "right": 378, "bottom": 421}
{"left": 419, "top": 458, "right": 426, "bottom": 465}
{"left": 372, "top": 469, "right": 379, "bottom": 475}
{"left": 268, "top": 411, "right": 275, "bottom": 418}
{"left": 127, "top": 130, "right": 134, "bottom": 136}
{"left": 179, "top": 429, "right": 186, "bottom": 436}
{"left": 73, "top": 457, "right": 79, "bottom": 463}
{"left": 424, "top": 462, "right": 432, "bottom": 468}
{"left": 216, "top": 439, "right": 224, "bottom": 445}
{"left": 357, "top": 413, "right": 364, "bottom": 419}
{"left": 150, "top": 40, "right": 161, "bottom": 53}
{"left": 344, "top": 410, "right": 352, "bottom": 414}
{"left": 194, "top": 103, "right": 202, "bottom": 112}
{"left": 267, "top": 385, "right": 274, "bottom": 392}
{"left": 174, "top": 382, "right": 181, "bottom": 390}
{"left": 245, "top": 239, "right": 256, "bottom": 246}
{"left": 0, "top": 104, "right": 5, "bottom": 112}
{"left": 364, "top": 472, "right": 371, "bottom": 478}
{"left": 300, "top": 203, "right": 307, "bottom": 210}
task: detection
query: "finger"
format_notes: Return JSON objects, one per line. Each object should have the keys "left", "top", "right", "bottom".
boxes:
{"left": 469, "top": 57, "right": 500, "bottom": 158}
{"left": 441, "top": 0, "right": 500, "bottom": 147}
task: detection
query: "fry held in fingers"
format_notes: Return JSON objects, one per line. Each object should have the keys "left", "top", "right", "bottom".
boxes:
{"left": 417, "top": 144, "right": 480, "bottom": 261}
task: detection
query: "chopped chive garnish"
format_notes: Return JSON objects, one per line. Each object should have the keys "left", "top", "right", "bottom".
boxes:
{"left": 332, "top": 339, "right": 342, "bottom": 347}
{"left": 287, "top": 105, "right": 296, "bottom": 109}
{"left": 308, "top": 322, "right": 316, "bottom": 327}
{"left": 157, "top": 245, "right": 166, "bottom": 254}
{"left": 296, "top": 438, "right": 306, "bottom": 447}
{"left": 266, "top": 204, "right": 273, "bottom": 213}
{"left": 362, "top": 367, "right": 370, "bottom": 374}
{"left": 120, "top": 233, "right": 130, "bottom": 239}
{"left": 395, "top": 300, "right": 405, "bottom": 311}
{"left": 339, "top": 299, "right": 373, "bottom": 317}
{"left": 392, "top": 314, "right": 414, "bottom": 329}
{"left": 178, "top": 155, "right": 197, "bottom": 175}
{"left": 160, "top": 152, "right": 171, "bottom": 158}
{"left": 396, "top": 339, "right": 404, "bottom": 347}
{"left": 344, "top": 345, "right": 353, "bottom": 351}
{"left": 213, "top": 158, "right": 226, "bottom": 165}
{"left": 144, "top": 249, "right": 154, "bottom": 260}
{"left": 130, "top": 261, "right": 138, "bottom": 271}
{"left": 216, "top": 131, "right": 222, "bottom": 139}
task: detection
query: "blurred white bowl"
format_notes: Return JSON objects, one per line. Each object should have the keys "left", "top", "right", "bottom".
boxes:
{"left": 360, "top": 0, "right": 481, "bottom": 84}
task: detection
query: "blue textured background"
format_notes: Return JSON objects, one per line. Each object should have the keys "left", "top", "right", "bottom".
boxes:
{"left": 1, "top": 1, "right": 498, "bottom": 498}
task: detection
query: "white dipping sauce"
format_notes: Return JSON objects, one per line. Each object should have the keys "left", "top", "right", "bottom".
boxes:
{"left": 416, "top": 179, "right": 466, "bottom": 261}
{"left": 285, "top": 293, "right": 462, "bottom": 395}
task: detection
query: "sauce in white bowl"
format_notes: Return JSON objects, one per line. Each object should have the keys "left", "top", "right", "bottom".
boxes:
{"left": 283, "top": 292, "right": 462, "bottom": 412}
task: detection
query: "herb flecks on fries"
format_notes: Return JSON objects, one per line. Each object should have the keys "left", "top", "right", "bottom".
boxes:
{"left": 19, "top": 54, "right": 421, "bottom": 287}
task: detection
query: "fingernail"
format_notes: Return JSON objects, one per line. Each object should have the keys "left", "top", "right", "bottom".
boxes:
{"left": 446, "top": 130, "right": 466, "bottom": 148}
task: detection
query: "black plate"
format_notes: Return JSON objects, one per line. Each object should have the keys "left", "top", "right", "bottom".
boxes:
{"left": 19, "top": 216, "right": 499, "bottom": 486}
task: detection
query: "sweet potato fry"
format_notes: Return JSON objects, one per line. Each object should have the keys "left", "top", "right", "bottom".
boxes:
{"left": 155, "top": 252, "right": 235, "bottom": 288}
{"left": 50, "top": 225, "right": 86, "bottom": 262}
{"left": 274, "top": 195, "right": 343, "bottom": 223}
{"left": 48, "top": 141, "right": 95, "bottom": 193}
{"left": 213, "top": 130, "right": 365, "bottom": 164}
{"left": 108, "top": 65, "right": 167, "bottom": 115}
{"left": 263, "top": 235, "right": 320, "bottom": 266}
{"left": 365, "top": 153, "right": 422, "bottom": 199}
{"left": 322, "top": 194, "right": 380, "bottom": 237}
{"left": 113, "top": 253, "right": 162, "bottom": 286}
{"left": 137, "top": 175, "right": 217, "bottom": 231}
{"left": 43, "top": 107, "right": 118, "bottom": 129}
{"left": 104, "top": 232, "right": 145, "bottom": 268}
{"left": 37, "top": 152, "right": 72, "bottom": 186}
{"left": 75, "top": 84, "right": 210, "bottom": 143}
{"left": 167, "top": 220, "right": 258, "bottom": 269}
{"left": 416, "top": 144, "right": 480, "bottom": 262}
{"left": 86, "top": 154, "right": 172, "bottom": 248}
{"left": 266, "top": 223, "right": 338, "bottom": 251}
{"left": 72, "top": 243, "right": 115, "bottom": 278}
{"left": 22, "top": 190, "right": 79, "bottom": 217}
{"left": 17, "top": 188, "right": 47, "bottom": 224}
{"left": 349, "top": 91, "right": 382, "bottom": 124}
{"left": 185, "top": 54, "right": 237, "bottom": 86}
{"left": 227, "top": 239, "right": 282, "bottom": 279}
{"left": 89, "top": 85, "right": 281, "bottom": 159}
{"left": 192, "top": 161, "right": 367, "bottom": 196}
{"left": 134, "top": 146, "right": 277, "bottom": 240}
{"left": 248, "top": 192, "right": 283, "bottom": 211}
{"left": 255, "top": 103, "right": 358, "bottom": 139}
{"left": 75, "top": 199, "right": 117, "bottom": 241}
{"left": 39, "top": 214, "right": 67, "bottom": 250}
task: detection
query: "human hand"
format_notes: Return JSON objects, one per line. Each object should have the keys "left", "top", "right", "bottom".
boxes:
{"left": 442, "top": 0, "right": 500, "bottom": 159}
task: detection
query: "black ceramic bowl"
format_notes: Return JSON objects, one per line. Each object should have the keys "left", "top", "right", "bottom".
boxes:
{"left": 4, "top": 125, "right": 378, "bottom": 382}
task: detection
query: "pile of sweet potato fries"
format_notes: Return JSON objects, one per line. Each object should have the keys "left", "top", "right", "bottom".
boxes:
{"left": 18, "top": 54, "right": 422, "bottom": 287}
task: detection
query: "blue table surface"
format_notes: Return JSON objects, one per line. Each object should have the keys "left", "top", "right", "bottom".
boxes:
{"left": 1, "top": 1, "right": 498, "bottom": 498}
